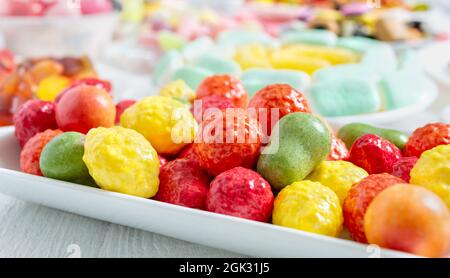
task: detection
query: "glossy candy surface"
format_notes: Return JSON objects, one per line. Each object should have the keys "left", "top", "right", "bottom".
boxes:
{"left": 365, "top": 184, "right": 450, "bottom": 257}
{"left": 348, "top": 134, "right": 402, "bottom": 175}
{"left": 13, "top": 100, "right": 58, "bottom": 147}
{"left": 56, "top": 85, "right": 115, "bottom": 134}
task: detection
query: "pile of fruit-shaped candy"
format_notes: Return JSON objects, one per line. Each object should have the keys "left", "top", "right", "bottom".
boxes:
{"left": 14, "top": 74, "right": 450, "bottom": 257}
{"left": 0, "top": 56, "right": 97, "bottom": 126}
{"left": 154, "top": 28, "right": 429, "bottom": 118}
{"left": 0, "top": 0, "right": 113, "bottom": 17}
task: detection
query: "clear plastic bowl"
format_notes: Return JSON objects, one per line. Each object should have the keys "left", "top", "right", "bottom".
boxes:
{"left": 0, "top": 12, "right": 119, "bottom": 57}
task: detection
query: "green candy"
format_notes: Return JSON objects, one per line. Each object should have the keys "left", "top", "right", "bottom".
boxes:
{"left": 153, "top": 50, "right": 184, "bottom": 86}
{"left": 379, "top": 70, "right": 425, "bottom": 110}
{"left": 172, "top": 65, "right": 213, "bottom": 91}
{"left": 310, "top": 78, "right": 380, "bottom": 117}
{"left": 361, "top": 44, "right": 397, "bottom": 76}
{"left": 338, "top": 123, "right": 408, "bottom": 150}
{"left": 257, "top": 113, "right": 331, "bottom": 191}
{"left": 196, "top": 55, "right": 241, "bottom": 76}
{"left": 40, "top": 132, "right": 91, "bottom": 183}
{"left": 336, "top": 37, "right": 381, "bottom": 53}
{"left": 281, "top": 30, "right": 337, "bottom": 46}
{"left": 313, "top": 64, "right": 381, "bottom": 82}
{"left": 217, "top": 30, "right": 276, "bottom": 48}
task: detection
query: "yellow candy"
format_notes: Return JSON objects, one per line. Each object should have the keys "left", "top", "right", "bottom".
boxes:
{"left": 36, "top": 75, "right": 71, "bottom": 101}
{"left": 159, "top": 79, "right": 195, "bottom": 104}
{"left": 272, "top": 181, "right": 343, "bottom": 237}
{"left": 282, "top": 45, "right": 360, "bottom": 65}
{"left": 234, "top": 44, "right": 272, "bottom": 70}
{"left": 270, "top": 50, "right": 331, "bottom": 75}
{"left": 120, "top": 96, "right": 197, "bottom": 155}
{"left": 410, "top": 145, "right": 450, "bottom": 209}
{"left": 83, "top": 126, "right": 160, "bottom": 198}
{"left": 306, "top": 161, "right": 368, "bottom": 204}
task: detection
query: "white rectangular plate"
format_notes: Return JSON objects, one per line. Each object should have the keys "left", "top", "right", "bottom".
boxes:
{"left": 0, "top": 126, "right": 413, "bottom": 258}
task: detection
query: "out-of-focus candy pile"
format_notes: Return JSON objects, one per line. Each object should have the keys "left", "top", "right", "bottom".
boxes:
{"left": 9, "top": 69, "right": 450, "bottom": 257}
{"left": 152, "top": 29, "right": 430, "bottom": 118}
{"left": 0, "top": 55, "right": 99, "bottom": 126}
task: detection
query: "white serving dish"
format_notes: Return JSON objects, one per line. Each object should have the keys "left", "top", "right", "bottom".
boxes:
{"left": 0, "top": 126, "right": 413, "bottom": 258}
{"left": 323, "top": 78, "right": 438, "bottom": 130}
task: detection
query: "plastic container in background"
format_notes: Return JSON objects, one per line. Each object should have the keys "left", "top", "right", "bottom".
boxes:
{"left": 0, "top": 13, "right": 119, "bottom": 57}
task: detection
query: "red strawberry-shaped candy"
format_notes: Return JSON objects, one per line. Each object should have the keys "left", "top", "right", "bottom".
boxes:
{"left": 178, "top": 144, "right": 198, "bottom": 161}
{"left": 115, "top": 99, "right": 136, "bottom": 124}
{"left": 196, "top": 74, "right": 248, "bottom": 108}
{"left": 248, "top": 84, "right": 310, "bottom": 135}
{"left": 191, "top": 95, "right": 235, "bottom": 123}
{"left": 20, "top": 129, "right": 62, "bottom": 176}
{"left": 194, "top": 108, "right": 262, "bottom": 176}
{"left": 155, "top": 159, "right": 209, "bottom": 209}
{"left": 206, "top": 167, "right": 274, "bottom": 222}
{"left": 327, "top": 134, "right": 349, "bottom": 161}
{"left": 390, "top": 156, "right": 418, "bottom": 182}
{"left": 158, "top": 155, "right": 168, "bottom": 169}
{"left": 404, "top": 123, "right": 450, "bottom": 157}
{"left": 348, "top": 134, "right": 402, "bottom": 174}
{"left": 13, "top": 100, "right": 58, "bottom": 147}
{"left": 343, "top": 173, "right": 404, "bottom": 243}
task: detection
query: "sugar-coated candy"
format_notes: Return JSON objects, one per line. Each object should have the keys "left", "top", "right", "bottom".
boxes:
{"left": 404, "top": 123, "right": 450, "bottom": 158}
{"left": 307, "top": 161, "right": 368, "bottom": 204}
{"left": 310, "top": 78, "right": 380, "bottom": 117}
{"left": 40, "top": 132, "right": 92, "bottom": 185}
{"left": 348, "top": 134, "right": 402, "bottom": 174}
{"left": 20, "top": 129, "right": 62, "bottom": 176}
{"left": 155, "top": 159, "right": 209, "bottom": 209}
{"left": 206, "top": 167, "right": 274, "bottom": 222}
{"left": 410, "top": 145, "right": 450, "bottom": 209}
{"left": 121, "top": 96, "right": 196, "bottom": 155}
{"left": 343, "top": 173, "right": 404, "bottom": 243}
{"left": 273, "top": 181, "right": 343, "bottom": 237}
{"left": 83, "top": 126, "right": 160, "bottom": 198}
{"left": 196, "top": 74, "right": 248, "bottom": 108}
{"left": 194, "top": 108, "right": 262, "bottom": 176}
